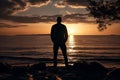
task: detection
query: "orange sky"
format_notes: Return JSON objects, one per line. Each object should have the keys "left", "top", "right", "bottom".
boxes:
{"left": 0, "top": 22, "right": 120, "bottom": 36}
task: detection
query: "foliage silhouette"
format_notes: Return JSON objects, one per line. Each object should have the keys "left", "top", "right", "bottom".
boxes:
{"left": 87, "top": 0, "right": 120, "bottom": 31}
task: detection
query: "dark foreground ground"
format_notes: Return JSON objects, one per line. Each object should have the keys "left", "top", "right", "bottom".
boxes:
{"left": 0, "top": 61, "right": 120, "bottom": 80}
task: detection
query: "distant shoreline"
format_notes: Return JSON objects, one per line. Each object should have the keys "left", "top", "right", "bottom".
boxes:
{"left": 0, "top": 34, "right": 120, "bottom": 37}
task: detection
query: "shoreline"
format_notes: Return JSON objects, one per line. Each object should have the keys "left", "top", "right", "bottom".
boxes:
{"left": 0, "top": 61, "right": 120, "bottom": 80}
{"left": 0, "top": 55, "right": 120, "bottom": 68}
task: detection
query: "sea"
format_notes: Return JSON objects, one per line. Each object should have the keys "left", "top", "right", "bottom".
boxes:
{"left": 0, "top": 35, "right": 120, "bottom": 68}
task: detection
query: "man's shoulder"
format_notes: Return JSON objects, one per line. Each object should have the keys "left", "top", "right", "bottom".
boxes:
{"left": 52, "top": 24, "right": 57, "bottom": 27}
{"left": 61, "top": 24, "right": 66, "bottom": 27}
{"left": 52, "top": 23, "right": 66, "bottom": 28}
{"left": 58, "top": 24, "right": 66, "bottom": 28}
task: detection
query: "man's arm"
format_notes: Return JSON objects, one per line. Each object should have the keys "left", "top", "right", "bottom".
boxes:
{"left": 50, "top": 26, "right": 55, "bottom": 42}
{"left": 64, "top": 26, "right": 68, "bottom": 42}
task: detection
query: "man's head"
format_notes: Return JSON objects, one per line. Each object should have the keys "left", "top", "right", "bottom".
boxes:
{"left": 57, "top": 17, "right": 62, "bottom": 23}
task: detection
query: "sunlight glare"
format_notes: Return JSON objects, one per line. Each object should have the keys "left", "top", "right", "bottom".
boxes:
{"left": 66, "top": 24, "right": 76, "bottom": 35}
{"left": 69, "top": 29, "right": 75, "bottom": 35}
{"left": 69, "top": 35, "right": 75, "bottom": 47}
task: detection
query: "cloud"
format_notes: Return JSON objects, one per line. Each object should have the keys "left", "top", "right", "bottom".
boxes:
{"left": 54, "top": 0, "right": 66, "bottom": 8}
{"left": 0, "top": 22, "right": 27, "bottom": 28}
{"left": 0, "top": 15, "right": 61, "bottom": 26}
{"left": 0, "top": 13, "right": 95, "bottom": 25}
{"left": 65, "top": 10, "right": 75, "bottom": 15}
{"left": 66, "top": 0, "right": 88, "bottom": 8}
{"left": 55, "top": 0, "right": 88, "bottom": 8}
{"left": 0, "top": 13, "right": 95, "bottom": 28}
{"left": 63, "top": 13, "right": 95, "bottom": 23}
{"left": 0, "top": 0, "right": 51, "bottom": 16}
{"left": 29, "top": 0, "right": 51, "bottom": 7}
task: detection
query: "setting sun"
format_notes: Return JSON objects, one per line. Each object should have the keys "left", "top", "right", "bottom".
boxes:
{"left": 66, "top": 24, "right": 77, "bottom": 35}
{"left": 69, "top": 29, "right": 75, "bottom": 35}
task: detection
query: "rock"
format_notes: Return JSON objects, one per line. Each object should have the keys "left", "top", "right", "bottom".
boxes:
{"left": 12, "top": 66, "right": 28, "bottom": 76}
{"left": 73, "top": 61, "right": 90, "bottom": 73}
{"left": 73, "top": 61, "right": 108, "bottom": 80}
{"left": 0, "top": 62, "right": 11, "bottom": 73}
{"left": 33, "top": 72, "right": 62, "bottom": 80}
{"left": 88, "top": 62, "right": 108, "bottom": 80}
{"left": 29, "top": 63, "right": 46, "bottom": 73}
{"left": 90, "top": 62, "right": 108, "bottom": 73}
{"left": 107, "top": 68, "right": 120, "bottom": 80}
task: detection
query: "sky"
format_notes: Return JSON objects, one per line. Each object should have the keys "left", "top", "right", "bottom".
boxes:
{"left": 0, "top": 0, "right": 120, "bottom": 35}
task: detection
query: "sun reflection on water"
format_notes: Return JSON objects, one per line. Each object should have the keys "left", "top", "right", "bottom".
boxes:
{"left": 69, "top": 35, "right": 75, "bottom": 49}
{"left": 68, "top": 35, "right": 76, "bottom": 53}
{"left": 68, "top": 35, "right": 77, "bottom": 63}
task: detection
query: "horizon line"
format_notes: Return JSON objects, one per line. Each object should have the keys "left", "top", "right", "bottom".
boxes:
{"left": 0, "top": 34, "right": 119, "bottom": 36}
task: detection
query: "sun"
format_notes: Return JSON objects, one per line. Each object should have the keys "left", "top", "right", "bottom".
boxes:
{"left": 69, "top": 29, "right": 75, "bottom": 35}
{"left": 66, "top": 24, "right": 79, "bottom": 35}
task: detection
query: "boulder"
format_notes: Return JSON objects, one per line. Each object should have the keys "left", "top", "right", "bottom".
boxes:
{"left": 107, "top": 68, "right": 120, "bottom": 80}
{"left": 0, "top": 62, "right": 11, "bottom": 73}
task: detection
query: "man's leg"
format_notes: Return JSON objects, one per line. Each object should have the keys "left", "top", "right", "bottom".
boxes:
{"left": 60, "top": 43, "right": 68, "bottom": 67}
{"left": 53, "top": 43, "right": 59, "bottom": 67}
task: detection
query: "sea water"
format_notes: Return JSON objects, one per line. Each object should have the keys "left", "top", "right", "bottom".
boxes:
{"left": 0, "top": 35, "right": 120, "bottom": 68}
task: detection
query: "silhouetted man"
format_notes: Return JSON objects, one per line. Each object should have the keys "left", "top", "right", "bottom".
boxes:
{"left": 51, "top": 17, "right": 68, "bottom": 67}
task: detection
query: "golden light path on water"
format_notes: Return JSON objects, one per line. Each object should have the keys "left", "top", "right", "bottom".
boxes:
{"left": 68, "top": 35, "right": 77, "bottom": 63}
{"left": 68, "top": 35, "right": 75, "bottom": 49}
